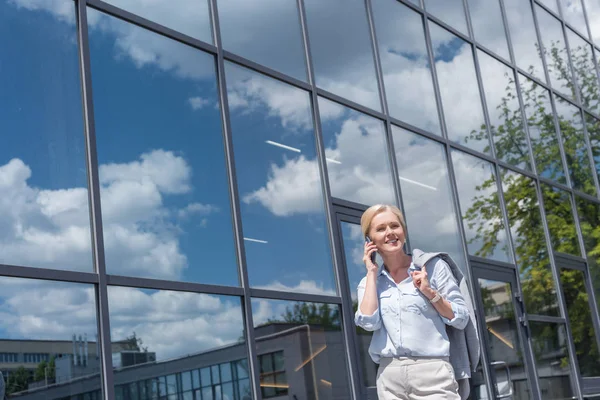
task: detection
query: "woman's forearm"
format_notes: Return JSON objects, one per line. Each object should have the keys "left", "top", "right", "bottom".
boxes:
{"left": 359, "top": 270, "right": 379, "bottom": 315}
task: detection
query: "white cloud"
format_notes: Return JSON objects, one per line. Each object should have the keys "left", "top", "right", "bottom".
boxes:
{"left": 188, "top": 96, "right": 210, "bottom": 110}
{"left": 255, "top": 280, "right": 336, "bottom": 297}
{"left": 0, "top": 149, "right": 218, "bottom": 280}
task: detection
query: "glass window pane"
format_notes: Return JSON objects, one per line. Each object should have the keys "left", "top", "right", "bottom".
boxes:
{"left": 192, "top": 369, "right": 201, "bottom": 389}
{"left": 423, "top": 0, "right": 468, "bottom": 36}
{"left": 319, "top": 97, "right": 396, "bottom": 205}
{"left": 219, "top": 363, "right": 232, "bottom": 383}
{"left": 519, "top": 75, "right": 567, "bottom": 183}
{"left": 102, "top": 0, "right": 212, "bottom": 43}
{"left": 529, "top": 322, "right": 575, "bottom": 399}
{"left": 588, "top": 1, "right": 600, "bottom": 45}
{"left": 211, "top": 365, "right": 221, "bottom": 385}
{"left": 0, "top": 0, "right": 92, "bottom": 272}
{"left": 576, "top": 197, "right": 600, "bottom": 314}
{"left": 372, "top": 0, "right": 441, "bottom": 134}
{"left": 468, "top": 0, "right": 510, "bottom": 60}
{"left": 225, "top": 63, "right": 336, "bottom": 295}
{"left": 107, "top": 288, "right": 247, "bottom": 395}
{"left": 478, "top": 51, "right": 532, "bottom": 170}
{"left": 217, "top": 0, "right": 306, "bottom": 81}
{"left": 541, "top": 185, "right": 580, "bottom": 256}
{"left": 500, "top": 169, "right": 559, "bottom": 316}
{"left": 251, "top": 299, "right": 351, "bottom": 399}
{"left": 429, "top": 23, "right": 490, "bottom": 153}
{"left": 238, "top": 378, "right": 251, "bottom": 400}
{"left": 503, "top": 0, "right": 546, "bottom": 81}
{"left": 392, "top": 127, "right": 465, "bottom": 270}
{"left": 554, "top": 96, "right": 596, "bottom": 195}
{"left": 181, "top": 371, "right": 192, "bottom": 392}
{"left": 559, "top": 268, "right": 600, "bottom": 376}
{"left": 451, "top": 150, "right": 512, "bottom": 262}
{"left": 537, "top": 6, "right": 575, "bottom": 99}
{"left": 561, "top": 0, "right": 588, "bottom": 37}
{"left": 0, "top": 278, "right": 101, "bottom": 399}
{"left": 586, "top": 113, "right": 600, "bottom": 185}
{"left": 260, "top": 354, "right": 274, "bottom": 374}
{"left": 236, "top": 359, "right": 249, "bottom": 380}
{"left": 566, "top": 29, "right": 600, "bottom": 113}
{"left": 201, "top": 367, "right": 211, "bottom": 387}
{"left": 304, "top": 0, "right": 381, "bottom": 111}
{"left": 221, "top": 382, "right": 234, "bottom": 400}
{"left": 88, "top": 10, "right": 238, "bottom": 285}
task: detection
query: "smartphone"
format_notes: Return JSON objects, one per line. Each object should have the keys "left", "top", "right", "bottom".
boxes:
{"left": 365, "top": 236, "right": 377, "bottom": 263}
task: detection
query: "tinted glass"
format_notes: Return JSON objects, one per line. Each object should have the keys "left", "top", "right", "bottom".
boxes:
{"left": 537, "top": 6, "right": 575, "bottom": 99}
{"left": 88, "top": 10, "right": 238, "bottom": 285}
{"left": 217, "top": 0, "right": 306, "bottom": 81}
{"left": 225, "top": 63, "right": 336, "bottom": 295}
{"left": 451, "top": 150, "right": 512, "bottom": 263}
{"left": 554, "top": 96, "right": 596, "bottom": 195}
{"left": 566, "top": 29, "right": 600, "bottom": 113}
{"left": 576, "top": 197, "right": 600, "bottom": 314}
{"left": 468, "top": 0, "right": 510, "bottom": 60}
{"left": 392, "top": 127, "right": 465, "bottom": 270}
{"left": 585, "top": 113, "right": 600, "bottom": 187}
{"left": 423, "top": 0, "right": 468, "bottom": 36}
{"left": 478, "top": 51, "right": 532, "bottom": 169}
{"left": 102, "top": 0, "right": 212, "bottom": 43}
{"left": 587, "top": 0, "right": 600, "bottom": 45}
{"left": 560, "top": 0, "right": 588, "bottom": 37}
{"left": 251, "top": 299, "right": 351, "bottom": 398}
{"left": 372, "top": 0, "right": 441, "bottom": 134}
{"left": 541, "top": 185, "right": 580, "bottom": 256}
{"left": 304, "top": 0, "right": 381, "bottom": 111}
{"left": 529, "top": 322, "right": 574, "bottom": 399}
{"left": 0, "top": 278, "right": 101, "bottom": 399}
{"left": 559, "top": 268, "right": 600, "bottom": 377}
{"left": 501, "top": 169, "right": 559, "bottom": 316}
{"left": 503, "top": 0, "right": 546, "bottom": 81}
{"left": 108, "top": 288, "right": 248, "bottom": 396}
{"left": 519, "top": 75, "right": 567, "bottom": 183}
{"left": 0, "top": 0, "right": 92, "bottom": 272}
{"left": 319, "top": 97, "right": 396, "bottom": 205}
{"left": 429, "top": 23, "right": 490, "bottom": 153}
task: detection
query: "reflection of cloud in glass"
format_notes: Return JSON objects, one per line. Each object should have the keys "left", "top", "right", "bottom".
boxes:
{"left": 108, "top": 287, "right": 245, "bottom": 361}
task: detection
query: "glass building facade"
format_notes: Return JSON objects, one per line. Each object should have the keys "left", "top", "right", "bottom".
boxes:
{"left": 1, "top": 0, "right": 600, "bottom": 399}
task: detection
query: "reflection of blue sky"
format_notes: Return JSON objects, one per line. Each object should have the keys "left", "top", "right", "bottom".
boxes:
{"left": 430, "top": 34, "right": 464, "bottom": 63}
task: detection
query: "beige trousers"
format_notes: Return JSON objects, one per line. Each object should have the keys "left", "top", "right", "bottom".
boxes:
{"left": 376, "top": 357, "right": 460, "bottom": 400}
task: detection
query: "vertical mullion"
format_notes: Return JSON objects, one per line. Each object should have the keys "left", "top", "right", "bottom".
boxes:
{"left": 295, "top": 0, "right": 361, "bottom": 399}
{"left": 362, "top": 0, "right": 406, "bottom": 244}
{"left": 530, "top": 0, "right": 574, "bottom": 190}
{"left": 206, "top": 2, "right": 262, "bottom": 400}
{"left": 75, "top": 1, "right": 115, "bottom": 399}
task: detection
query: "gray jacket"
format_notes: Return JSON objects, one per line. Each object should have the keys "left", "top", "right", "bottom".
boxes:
{"left": 412, "top": 249, "right": 480, "bottom": 400}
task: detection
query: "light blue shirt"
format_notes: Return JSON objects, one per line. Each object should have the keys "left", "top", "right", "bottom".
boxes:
{"left": 355, "top": 257, "right": 469, "bottom": 363}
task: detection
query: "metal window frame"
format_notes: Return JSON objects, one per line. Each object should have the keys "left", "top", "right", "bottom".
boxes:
{"left": 3, "top": 0, "right": 600, "bottom": 399}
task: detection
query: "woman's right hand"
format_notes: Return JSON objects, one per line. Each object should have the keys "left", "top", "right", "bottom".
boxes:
{"left": 363, "top": 241, "right": 379, "bottom": 274}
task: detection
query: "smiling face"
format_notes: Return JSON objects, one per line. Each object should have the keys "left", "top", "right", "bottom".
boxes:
{"left": 368, "top": 210, "right": 406, "bottom": 255}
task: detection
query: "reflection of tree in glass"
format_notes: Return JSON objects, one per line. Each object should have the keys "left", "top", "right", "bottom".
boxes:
{"left": 464, "top": 42, "right": 600, "bottom": 372}
{"left": 267, "top": 303, "right": 340, "bottom": 330}
{"left": 6, "top": 367, "right": 29, "bottom": 395}
{"left": 122, "top": 331, "right": 148, "bottom": 352}
{"left": 34, "top": 357, "right": 55, "bottom": 382}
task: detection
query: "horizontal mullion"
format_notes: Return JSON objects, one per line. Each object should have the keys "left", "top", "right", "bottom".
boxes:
{"left": 249, "top": 288, "right": 342, "bottom": 304}
{"left": 222, "top": 50, "right": 311, "bottom": 92}
{"left": 0, "top": 264, "right": 99, "bottom": 284}
{"left": 87, "top": 0, "right": 217, "bottom": 55}
{"left": 106, "top": 274, "right": 244, "bottom": 296}
{"left": 554, "top": 251, "right": 587, "bottom": 266}
{"left": 526, "top": 314, "right": 566, "bottom": 324}
{"left": 315, "top": 87, "right": 386, "bottom": 120}
{"left": 388, "top": 115, "right": 446, "bottom": 144}
{"left": 422, "top": 8, "right": 471, "bottom": 43}
{"left": 469, "top": 255, "right": 516, "bottom": 270}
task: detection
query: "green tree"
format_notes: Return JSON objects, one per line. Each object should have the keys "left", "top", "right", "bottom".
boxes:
{"left": 33, "top": 357, "right": 55, "bottom": 382}
{"left": 267, "top": 303, "right": 341, "bottom": 330}
{"left": 464, "top": 39, "right": 600, "bottom": 376}
{"left": 6, "top": 367, "right": 30, "bottom": 395}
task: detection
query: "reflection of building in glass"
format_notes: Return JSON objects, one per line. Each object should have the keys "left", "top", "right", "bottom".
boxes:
{"left": 8, "top": 324, "right": 349, "bottom": 400}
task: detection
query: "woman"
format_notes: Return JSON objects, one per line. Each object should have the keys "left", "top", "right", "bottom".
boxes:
{"left": 355, "top": 204, "right": 468, "bottom": 400}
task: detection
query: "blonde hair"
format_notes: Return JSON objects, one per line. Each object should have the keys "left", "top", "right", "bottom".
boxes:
{"left": 361, "top": 204, "right": 407, "bottom": 238}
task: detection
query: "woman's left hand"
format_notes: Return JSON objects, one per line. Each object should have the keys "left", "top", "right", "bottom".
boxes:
{"left": 411, "top": 265, "right": 431, "bottom": 294}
